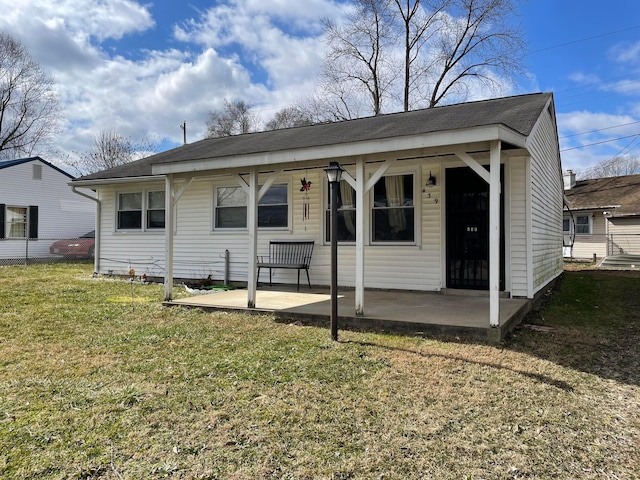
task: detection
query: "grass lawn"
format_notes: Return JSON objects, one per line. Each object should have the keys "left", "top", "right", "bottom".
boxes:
{"left": 0, "top": 264, "right": 638, "bottom": 479}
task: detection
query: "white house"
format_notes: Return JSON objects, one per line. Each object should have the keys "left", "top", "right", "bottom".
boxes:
{"left": 71, "top": 93, "right": 564, "bottom": 328}
{"left": 0, "top": 156, "right": 95, "bottom": 260}
{"left": 564, "top": 171, "right": 640, "bottom": 261}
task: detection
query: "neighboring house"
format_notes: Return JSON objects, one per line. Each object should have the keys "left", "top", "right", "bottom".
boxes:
{"left": 0, "top": 157, "right": 95, "bottom": 260}
{"left": 71, "top": 92, "right": 564, "bottom": 327}
{"left": 563, "top": 171, "right": 640, "bottom": 259}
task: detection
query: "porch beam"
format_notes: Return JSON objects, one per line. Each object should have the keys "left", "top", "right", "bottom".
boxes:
{"left": 247, "top": 168, "right": 259, "bottom": 308}
{"left": 365, "top": 159, "right": 395, "bottom": 192}
{"left": 355, "top": 157, "right": 365, "bottom": 315}
{"left": 454, "top": 151, "right": 491, "bottom": 185}
{"left": 258, "top": 169, "right": 283, "bottom": 201}
{"left": 164, "top": 174, "right": 175, "bottom": 301}
{"left": 489, "top": 141, "right": 501, "bottom": 327}
{"left": 174, "top": 176, "right": 194, "bottom": 203}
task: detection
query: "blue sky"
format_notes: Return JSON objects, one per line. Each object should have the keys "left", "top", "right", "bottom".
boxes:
{"left": 0, "top": 0, "right": 639, "bottom": 175}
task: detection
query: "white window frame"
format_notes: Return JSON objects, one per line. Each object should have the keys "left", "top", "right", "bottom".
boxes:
{"left": 5, "top": 206, "right": 28, "bottom": 239}
{"left": 116, "top": 189, "right": 165, "bottom": 232}
{"left": 370, "top": 171, "right": 417, "bottom": 245}
{"left": 575, "top": 214, "right": 592, "bottom": 235}
{"left": 213, "top": 183, "right": 290, "bottom": 231}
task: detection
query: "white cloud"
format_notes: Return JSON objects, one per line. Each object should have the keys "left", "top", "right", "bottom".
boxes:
{"left": 610, "top": 40, "right": 640, "bottom": 64}
{"left": 557, "top": 110, "right": 640, "bottom": 173}
{"left": 0, "top": 0, "right": 340, "bottom": 166}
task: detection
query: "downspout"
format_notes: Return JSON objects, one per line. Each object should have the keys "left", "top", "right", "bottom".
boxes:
{"left": 72, "top": 186, "right": 101, "bottom": 274}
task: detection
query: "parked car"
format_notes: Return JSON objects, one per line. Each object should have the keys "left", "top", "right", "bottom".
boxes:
{"left": 49, "top": 231, "right": 95, "bottom": 259}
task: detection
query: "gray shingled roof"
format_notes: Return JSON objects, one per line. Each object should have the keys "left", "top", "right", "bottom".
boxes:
{"left": 565, "top": 174, "right": 640, "bottom": 216}
{"left": 76, "top": 92, "right": 553, "bottom": 182}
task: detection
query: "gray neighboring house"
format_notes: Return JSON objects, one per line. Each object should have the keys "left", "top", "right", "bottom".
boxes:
{"left": 563, "top": 171, "right": 640, "bottom": 260}
{"left": 71, "top": 92, "right": 564, "bottom": 328}
{"left": 0, "top": 156, "right": 95, "bottom": 260}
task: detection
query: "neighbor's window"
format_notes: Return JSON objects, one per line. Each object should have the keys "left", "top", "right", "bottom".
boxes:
{"left": 575, "top": 215, "right": 591, "bottom": 234}
{"left": 563, "top": 218, "right": 570, "bottom": 232}
{"left": 372, "top": 174, "right": 414, "bottom": 242}
{"left": 146, "top": 191, "right": 165, "bottom": 229}
{"left": 6, "top": 206, "right": 27, "bottom": 238}
{"left": 215, "top": 185, "right": 289, "bottom": 229}
{"left": 325, "top": 180, "right": 356, "bottom": 243}
{"left": 117, "top": 192, "right": 142, "bottom": 230}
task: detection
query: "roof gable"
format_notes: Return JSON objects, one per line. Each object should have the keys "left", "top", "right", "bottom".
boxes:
{"left": 76, "top": 92, "right": 553, "bottom": 182}
{"left": 0, "top": 156, "right": 75, "bottom": 180}
{"left": 565, "top": 174, "right": 640, "bottom": 216}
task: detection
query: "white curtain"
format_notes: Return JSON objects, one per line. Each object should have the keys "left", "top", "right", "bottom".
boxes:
{"left": 340, "top": 181, "right": 356, "bottom": 236}
{"left": 385, "top": 176, "right": 406, "bottom": 233}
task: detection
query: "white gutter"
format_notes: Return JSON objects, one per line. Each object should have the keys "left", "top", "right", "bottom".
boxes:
{"left": 72, "top": 186, "right": 101, "bottom": 273}
{"left": 71, "top": 175, "right": 166, "bottom": 188}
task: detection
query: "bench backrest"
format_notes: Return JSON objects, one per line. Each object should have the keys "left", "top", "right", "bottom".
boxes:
{"left": 269, "top": 241, "right": 314, "bottom": 265}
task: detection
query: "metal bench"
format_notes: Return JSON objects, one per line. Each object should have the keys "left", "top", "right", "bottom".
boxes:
{"left": 257, "top": 241, "right": 314, "bottom": 291}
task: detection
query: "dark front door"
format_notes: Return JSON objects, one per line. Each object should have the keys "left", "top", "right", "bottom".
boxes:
{"left": 446, "top": 166, "right": 504, "bottom": 290}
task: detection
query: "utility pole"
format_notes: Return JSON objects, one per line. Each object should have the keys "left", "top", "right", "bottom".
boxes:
{"left": 180, "top": 122, "right": 187, "bottom": 144}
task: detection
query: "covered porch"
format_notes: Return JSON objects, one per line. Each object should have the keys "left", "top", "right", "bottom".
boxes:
{"left": 166, "top": 287, "right": 532, "bottom": 343}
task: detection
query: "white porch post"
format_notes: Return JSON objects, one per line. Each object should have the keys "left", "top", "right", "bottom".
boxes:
{"left": 164, "top": 174, "right": 175, "bottom": 301}
{"left": 247, "top": 168, "right": 258, "bottom": 308}
{"left": 355, "top": 157, "right": 365, "bottom": 315}
{"left": 489, "top": 141, "right": 501, "bottom": 327}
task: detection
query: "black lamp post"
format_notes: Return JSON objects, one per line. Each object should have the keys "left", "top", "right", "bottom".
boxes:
{"left": 325, "top": 161, "right": 343, "bottom": 341}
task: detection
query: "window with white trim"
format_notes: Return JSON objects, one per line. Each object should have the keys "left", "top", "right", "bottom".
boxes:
{"left": 6, "top": 206, "right": 28, "bottom": 238}
{"left": 563, "top": 218, "right": 570, "bottom": 233}
{"left": 371, "top": 173, "right": 415, "bottom": 242}
{"left": 214, "top": 184, "right": 289, "bottom": 229}
{"left": 575, "top": 215, "right": 591, "bottom": 235}
{"left": 146, "top": 191, "right": 166, "bottom": 229}
{"left": 325, "top": 180, "right": 356, "bottom": 243}
{"left": 117, "top": 190, "right": 165, "bottom": 231}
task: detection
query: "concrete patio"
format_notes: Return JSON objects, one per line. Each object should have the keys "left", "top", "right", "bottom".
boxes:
{"left": 165, "top": 287, "right": 532, "bottom": 343}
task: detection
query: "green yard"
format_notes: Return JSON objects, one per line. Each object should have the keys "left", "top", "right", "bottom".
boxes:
{"left": 0, "top": 264, "right": 638, "bottom": 479}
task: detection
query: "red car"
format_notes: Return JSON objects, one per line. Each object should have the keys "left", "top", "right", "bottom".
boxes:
{"left": 49, "top": 231, "right": 95, "bottom": 259}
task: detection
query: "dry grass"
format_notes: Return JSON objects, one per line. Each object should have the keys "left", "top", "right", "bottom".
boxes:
{"left": 0, "top": 263, "right": 638, "bottom": 479}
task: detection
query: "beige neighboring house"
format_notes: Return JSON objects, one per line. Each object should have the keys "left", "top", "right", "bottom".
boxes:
{"left": 563, "top": 171, "right": 640, "bottom": 260}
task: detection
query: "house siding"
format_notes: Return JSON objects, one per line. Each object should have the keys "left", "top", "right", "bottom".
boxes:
{"left": 527, "top": 107, "right": 564, "bottom": 294}
{"left": 0, "top": 159, "right": 95, "bottom": 259}
{"left": 96, "top": 162, "right": 445, "bottom": 291}
{"left": 508, "top": 156, "right": 529, "bottom": 297}
{"left": 607, "top": 217, "right": 640, "bottom": 255}
{"left": 568, "top": 212, "right": 607, "bottom": 259}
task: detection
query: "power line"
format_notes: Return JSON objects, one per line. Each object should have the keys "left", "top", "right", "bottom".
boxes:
{"left": 528, "top": 24, "right": 640, "bottom": 54}
{"left": 559, "top": 120, "right": 640, "bottom": 139}
{"left": 560, "top": 133, "right": 640, "bottom": 152}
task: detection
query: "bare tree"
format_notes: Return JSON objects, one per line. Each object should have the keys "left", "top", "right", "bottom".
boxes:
{"left": 581, "top": 155, "right": 640, "bottom": 179}
{"left": 0, "top": 33, "right": 61, "bottom": 159}
{"left": 205, "top": 99, "right": 260, "bottom": 137}
{"left": 427, "top": 0, "right": 525, "bottom": 107}
{"left": 392, "top": 0, "right": 449, "bottom": 111}
{"left": 265, "top": 106, "right": 313, "bottom": 130}
{"left": 318, "top": 0, "right": 525, "bottom": 116}
{"left": 320, "top": 0, "right": 398, "bottom": 118}
{"left": 72, "top": 130, "right": 159, "bottom": 174}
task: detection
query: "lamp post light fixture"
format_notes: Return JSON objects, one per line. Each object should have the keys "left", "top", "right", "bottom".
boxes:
{"left": 325, "top": 161, "right": 343, "bottom": 341}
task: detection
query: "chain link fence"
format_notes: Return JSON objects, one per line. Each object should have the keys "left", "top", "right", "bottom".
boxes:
{"left": 0, "top": 236, "right": 94, "bottom": 266}
{"left": 608, "top": 233, "right": 640, "bottom": 256}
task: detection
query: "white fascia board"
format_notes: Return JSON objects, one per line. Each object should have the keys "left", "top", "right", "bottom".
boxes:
{"left": 152, "top": 125, "right": 527, "bottom": 176}
{"left": 69, "top": 175, "right": 166, "bottom": 188}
